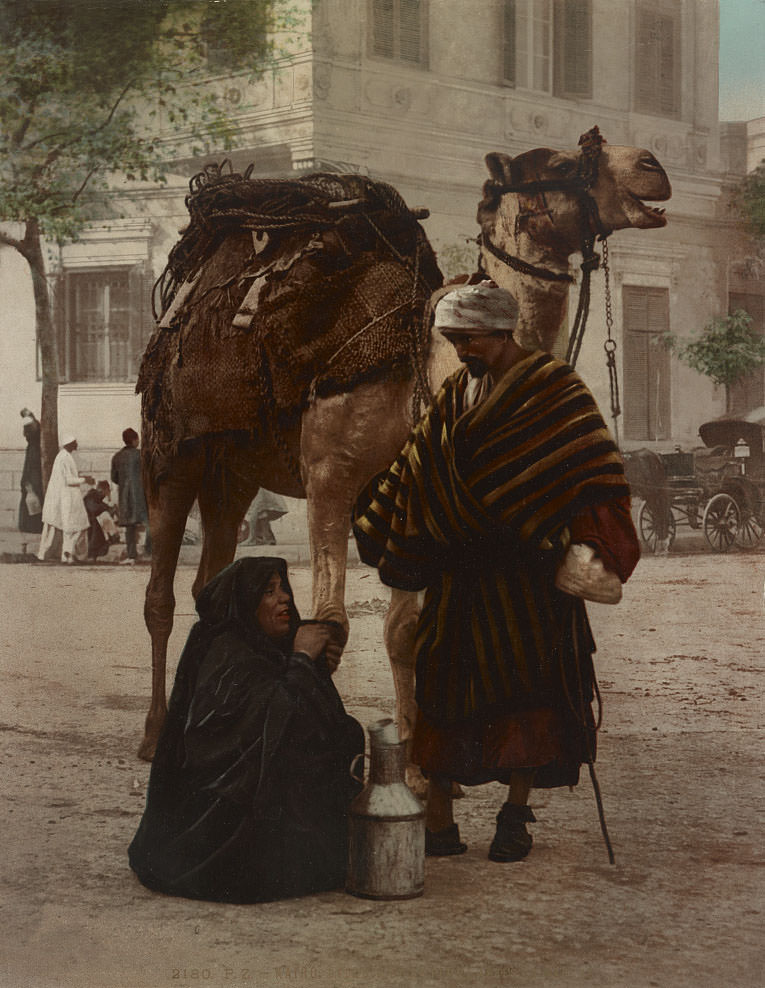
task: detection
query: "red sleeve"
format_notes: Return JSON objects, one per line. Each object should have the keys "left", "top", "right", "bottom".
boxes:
{"left": 569, "top": 495, "right": 641, "bottom": 583}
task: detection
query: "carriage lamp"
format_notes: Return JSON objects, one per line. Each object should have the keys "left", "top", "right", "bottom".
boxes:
{"left": 734, "top": 437, "right": 750, "bottom": 474}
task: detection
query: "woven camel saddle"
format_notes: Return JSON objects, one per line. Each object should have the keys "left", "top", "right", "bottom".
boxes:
{"left": 137, "top": 163, "right": 443, "bottom": 470}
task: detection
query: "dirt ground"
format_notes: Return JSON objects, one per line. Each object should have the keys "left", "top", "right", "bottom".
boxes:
{"left": 1, "top": 544, "right": 764, "bottom": 988}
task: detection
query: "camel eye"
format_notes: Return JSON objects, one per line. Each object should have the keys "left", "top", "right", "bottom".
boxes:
{"left": 551, "top": 156, "right": 577, "bottom": 178}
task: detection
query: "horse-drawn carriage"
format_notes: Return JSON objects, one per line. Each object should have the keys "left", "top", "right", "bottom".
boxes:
{"left": 634, "top": 412, "right": 765, "bottom": 553}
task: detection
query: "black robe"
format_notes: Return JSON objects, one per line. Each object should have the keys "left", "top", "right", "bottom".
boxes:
{"left": 83, "top": 490, "right": 112, "bottom": 559}
{"left": 128, "top": 557, "right": 363, "bottom": 903}
{"left": 19, "top": 418, "right": 43, "bottom": 534}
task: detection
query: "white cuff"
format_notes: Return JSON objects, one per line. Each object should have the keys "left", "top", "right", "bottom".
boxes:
{"left": 554, "top": 543, "right": 622, "bottom": 604}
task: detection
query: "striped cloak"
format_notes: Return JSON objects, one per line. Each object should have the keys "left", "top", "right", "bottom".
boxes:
{"left": 353, "top": 351, "right": 630, "bottom": 727}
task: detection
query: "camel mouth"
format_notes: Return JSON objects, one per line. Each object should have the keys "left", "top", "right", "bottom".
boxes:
{"left": 628, "top": 193, "right": 669, "bottom": 228}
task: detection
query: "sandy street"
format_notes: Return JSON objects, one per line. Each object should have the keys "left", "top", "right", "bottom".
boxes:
{"left": 1, "top": 548, "right": 764, "bottom": 988}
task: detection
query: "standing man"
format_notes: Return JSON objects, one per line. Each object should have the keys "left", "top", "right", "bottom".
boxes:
{"left": 111, "top": 428, "right": 150, "bottom": 565}
{"left": 36, "top": 435, "right": 93, "bottom": 563}
{"left": 353, "top": 282, "right": 640, "bottom": 862}
{"left": 19, "top": 407, "right": 43, "bottom": 534}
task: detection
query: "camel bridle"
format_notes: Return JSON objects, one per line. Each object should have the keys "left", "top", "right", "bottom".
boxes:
{"left": 479, "top": 125, "right": 611, "bottom": 281}
{"left": 478, "top": 125, "right": 622, "bottom": 438}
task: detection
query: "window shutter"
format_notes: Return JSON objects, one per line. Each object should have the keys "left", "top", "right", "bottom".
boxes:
{"left": 623, "top": 292, "right": 650, "bottom": 440}
{"left": 647, "top": 330, "right": 670, "bottom": 440}
{"left": 372, "top": 0, "right": 395, "bottom": 58}
{"left": 554, "top": 0, "right": 591, "bottom": 98}
{"left": 503, "top": 0, "right": 516, "bottom": 84}
{"left": 623, "top": 287, "right": 670, "bottom": 440}
{"left": 657, "top": 12, "right": 676, "bottom": 115}
{"left": 129, "top": 262, "right": 152, "bottom": 382}
{"left": 635, "top": 5, "right": 678, "bottom": 116}
{"left": 399, "top": 0, "right": 422, "bottom": 63}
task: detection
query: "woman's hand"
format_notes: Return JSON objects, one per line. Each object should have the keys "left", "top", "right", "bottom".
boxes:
{"left": 323, "top": 642, "right": 342, "bottom": 674}
{"left": 293, "top": 623, "right": 333, "bottom": 662}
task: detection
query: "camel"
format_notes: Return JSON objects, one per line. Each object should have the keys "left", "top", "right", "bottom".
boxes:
{"left": 136, "top": 130, "right": 671, "bottom": 769}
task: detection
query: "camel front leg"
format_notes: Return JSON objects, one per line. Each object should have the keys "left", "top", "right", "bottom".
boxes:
{"left": 384, "top": 587, "right": 428, "bottom": 795}
{"left": 301, "top": 383, "right": 414, "bottom": 645}
{"left": 304, "top": 477, "right": 351, "bottom": 640}
{"left": 140, "top": 467, "right": 200, "bottom": 761}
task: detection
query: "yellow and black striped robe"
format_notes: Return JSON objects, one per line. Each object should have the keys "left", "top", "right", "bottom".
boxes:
{"left": 353, "top": 351, "right": 630, "bottom": 728}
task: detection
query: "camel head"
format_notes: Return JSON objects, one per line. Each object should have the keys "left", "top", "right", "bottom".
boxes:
{"left": 476, "top": 128, "right": 671, "bottom": 351}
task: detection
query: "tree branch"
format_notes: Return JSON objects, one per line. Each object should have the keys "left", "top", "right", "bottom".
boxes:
{"left": 0, "top": 228, "right": 26, "bottom": 254}
{"left": 21, "top": 77, "right": 137, "bottom": 160}
{"left": 71, "top": 165, "right": 99, "bottom": 205}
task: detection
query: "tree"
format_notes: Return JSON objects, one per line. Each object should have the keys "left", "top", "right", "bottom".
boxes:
{"left": 665, "top": 309, "right": 765, "bottom": 413}
{"left": 731, "top": 160, "right": 765, "bottom": 244}
{"left": 0, "top": 0, "right": 301, "bottom": 484}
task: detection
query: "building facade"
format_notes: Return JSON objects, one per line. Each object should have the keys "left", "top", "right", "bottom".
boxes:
{"left": 2, "top": 0, "right": 763, "bottom": 525}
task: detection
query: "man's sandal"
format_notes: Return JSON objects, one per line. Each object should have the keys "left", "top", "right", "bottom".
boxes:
{"left": 488, "top": 803, "right": 536, "bottom": 862}
{"left": 425, "top": 823, "right": 468, "bottom": 856}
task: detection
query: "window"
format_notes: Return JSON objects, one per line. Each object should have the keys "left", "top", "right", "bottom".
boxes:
{"left": 502, "top": 0, "right": 592, "bottom": 99}
{"left": 370, "top": 0, "right": 427, "bottom": 66}
{"left": 56, "top": 265, "right": 151, "bottom": 383}
{"left": 634, "top": 2, "right": 681, "bottom": 117}
{"left": 728, "top": 293, "right": 765, "bottom": 416}
{"left": 622, "top": 286, "right": 671, "bottom": 441}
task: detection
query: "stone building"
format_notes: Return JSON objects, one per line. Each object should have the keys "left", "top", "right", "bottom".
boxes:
{"left": 1, "top": 0, "right": 763, "bottom": 528}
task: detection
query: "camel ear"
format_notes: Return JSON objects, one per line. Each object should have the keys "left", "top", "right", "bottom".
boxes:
{"left": 485, "top": 152, "right": 515, "bottom": 184}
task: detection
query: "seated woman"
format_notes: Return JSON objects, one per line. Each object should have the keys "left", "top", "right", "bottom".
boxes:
{"left": 128, "top": 557, "right": 363, "bottom": 903}
{"left": 83, "top": 481, "right": 119, "bottom": 561}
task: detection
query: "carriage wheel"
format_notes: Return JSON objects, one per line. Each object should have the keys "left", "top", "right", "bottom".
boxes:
{"left": 637, "top": 501, "right": 677, "bottom": 553}
{"left": 735, "top": 512, "right": 764, "bottom": 549}
{"left": 702, "top": 493, "right": 740, "bottom": 552}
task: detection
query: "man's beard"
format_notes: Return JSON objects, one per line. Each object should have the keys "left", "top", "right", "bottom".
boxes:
{"left": 463, "top": 356, "right": 489, "bottom": 377}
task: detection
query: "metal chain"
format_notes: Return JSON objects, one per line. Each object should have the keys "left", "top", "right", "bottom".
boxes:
{"left": 601, "top": 239, "right": 621, "bottom": 445}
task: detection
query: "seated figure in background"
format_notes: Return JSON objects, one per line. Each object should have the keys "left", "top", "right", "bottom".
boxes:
{"left": 83, "top": 480, "right": 119, "bottom": 561}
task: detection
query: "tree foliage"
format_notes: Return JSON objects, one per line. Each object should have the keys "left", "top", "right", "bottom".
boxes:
{"left": 665, "top": 309, "right": 765, "bottom": 408}
{"left": 730, "top": 160, "right": 765, "bottom": 244}
{"left": 0, "top": 0, "right": 302, "bottom": 482}
{"left": 0, "top": 0, "right": 295, "bottom": 242}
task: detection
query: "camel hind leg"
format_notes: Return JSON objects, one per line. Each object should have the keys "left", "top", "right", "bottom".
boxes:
{"left": 139, "top": 454, "right": 202, "bottom": 760}
{"left": 192, "top": 459, "right": 258, "bottom": 600}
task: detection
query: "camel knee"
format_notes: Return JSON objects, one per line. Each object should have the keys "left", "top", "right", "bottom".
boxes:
{"left": 144, "top": 585, "right": 176, "bottom": 642}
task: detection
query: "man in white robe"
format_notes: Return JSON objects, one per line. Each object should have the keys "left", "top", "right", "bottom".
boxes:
{"left": 37, "top": 435, "right": 93, "bottom": 563}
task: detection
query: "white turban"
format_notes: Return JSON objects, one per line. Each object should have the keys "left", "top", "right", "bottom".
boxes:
{"left": 434, "top": 281, "right": 518, "bottom": 332}
{"left": 61, "top": 434, "right": 77, "bottom": 447}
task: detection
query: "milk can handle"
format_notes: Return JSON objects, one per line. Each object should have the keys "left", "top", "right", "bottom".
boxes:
{"left": 349, "top": 752, "right": 365, "bottom": 784}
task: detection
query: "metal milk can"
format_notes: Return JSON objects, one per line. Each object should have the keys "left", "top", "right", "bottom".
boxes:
{"left": 346, "top": 718, "right": 425, "bottom": 900}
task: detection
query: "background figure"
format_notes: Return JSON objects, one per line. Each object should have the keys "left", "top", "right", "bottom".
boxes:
{"left": 245, "top": 488, "right": 289, "bottom": 545}
{"left": 111, "top": 428, "right": 150, "bottom": 565}
{"left": 83, "top": 480, "right": 119, "bottom": 561}
{"left": 36, "top": 435, "right": 93, "bottom": 563}
{"left": 18, "top": 408, "right": 43, "bottom": 534}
